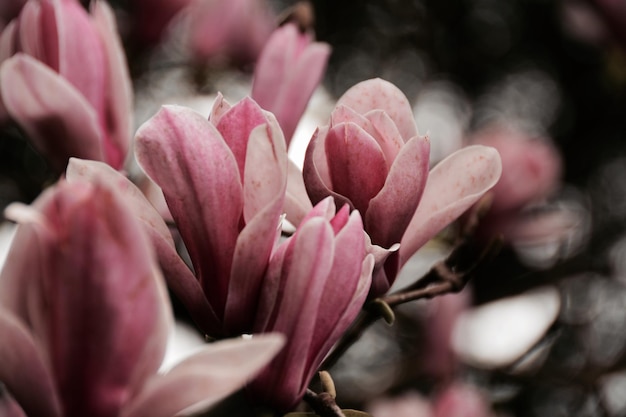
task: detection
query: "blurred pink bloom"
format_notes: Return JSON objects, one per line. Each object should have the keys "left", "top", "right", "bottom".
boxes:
{"left": 302, "top": 78, "right": 502, "bottom": 296}
{"left": 132, "top": 96, "right": 288, "bottom": 337}
{"left": 182, "top": 0, "right": 275, "bottom": 65}
{"left": 247, "top": 198, "right": 374, "bottom": 411}
{"left": 432, "top": 384, "right": 493, "bottom": 417}
{"left": 367, "top": 391, "right": 434, "bottom": 417}
{"left": 468, "top": 125, "right": 564, "bottom": 243}
{"left": 470, "top": 125, "right": 561, "bottom": 213}
{"left": 0, "top": 179, "right": 284, "bottom": 417}
{"left": 252, "top": 23, "right": 331, "bottom": 146}
{"left": 0, "top": 0, "right": 132, "bottom": 171}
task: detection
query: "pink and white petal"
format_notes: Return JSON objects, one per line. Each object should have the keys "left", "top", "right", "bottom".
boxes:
{"left": 208, "top": 92, "right": 232, "bottom": 125}
{"left": 65, "top": 159, "right": 221, "bottom": 337}
{"left": 303, "top": 128, "right": 353, "bottom": 209}
{"left": 0, "top": 308, "right": 61, "bottom": 417}
{"left": 29, "top": 182, "right": 171, "bottom": 415}
{"left": 0, "top": 20, "right": 17, "bottom": 121}
{"left": 325, "top": 122, "right": 388, "bottom": 215}
{"left": 120, "top": 334, "right": 285, "bottom": 417}
{"left": 270, "top": 40, "right": 330, "bottom": 143}
{"left": 242, "top": 116, "right": 287, "bottom": 223}
{"left": 304, "top": 253, "right": 374, "bottom": 388}
{"left": 308, "top": 212, "right": 368, "bottom": 364}
{"left": 365, "top": 109, "right": 405, "bottom": 166}
{"left": 91, "top": 0, "right": 133, "bottom": 169}
{"left": 250, "top": 219, "right": 335, "bottom": 410}
{"left": 400, "top": 145, "right": 502, "bottom": 264}
{"left": 251, "top": 24, "right": 297, "bottom": 112}
{"left": 365, "top": 135, "right": 430, "bottom": 248}
{"left": 285, "top": 159, "right": 313, "bottom": 226}
{"left": 215, "top": 97, "right": 267, "bottom": 179}
{"left": 52, "top": 0, "right": 106, "bottom": 117}
{"left": 224, "top": 197, "right": 283, "bottom": 334}
{"left": 336, "top": 78, "right": 418, "bottom": 141}
{"left": 16, "top": 1, "right": 46, "bottom": 63}
{"left": 135, "top": 105, "right": 242, "bottom": 317}
{"left": 0, "top": 55, "right": 105, "bottom": 171}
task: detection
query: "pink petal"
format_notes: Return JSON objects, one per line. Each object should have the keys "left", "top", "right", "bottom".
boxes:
{"left": 303, "top": 127, "right": 354, "bottom": 209}
{"left": 15, "top": 1, "right": 46, "bottom": 63}
{"left": 0, "top": 54, "right": 105, "bottom": 171}
{"left": 365, "top": 109, "right": 405, "bottom": 165}
{"left": 400, "top": 145, "right": 502, "bottom": 264}
{"left": 242, "top": 113, "right": 288, "bottom": 223}
{"left": 215, "top": 97, "right": 267, "bottom": 180}
{"left": 251, "top": 24, "right": 297, "bottom": 113}
{"left": 66, "top": 158, "right": 221, "bottom": 337}
{"left": 0, "top": 392, "right": 27, "bottom": 417}
{"left": 0, "top": 308, "right": 61, "bottom": 417}
{"left": 135, "top": 105, "right": 242, "bottom": 319}
{"left": 91, "top": 0, "right": 132, "bottom": 169}
{"left": 50, "top": 0, "right": 106, "bottom": 120}
{"left": 224, "top": 116, "right": 287, "bottom": 333}
{"left": 208, "top": 92, "right": 232, "bottom": 126}
{"left": 335, "top": 78, "right": 418, "bottom": 141}
{"left": 25, "top": 181, "right": 171, "bottom": 416}
{"left": 325, "top": 122, "right": 388, "bottom": 214}
{"left": 0, "top": 20, "right": 16, "bottom": 121}
{"left": 251, "top": 217, "right": 335, "bottom": 410}
{"left": 284, "top": 159, "right": 313, "bottom": 226}
{"left": 365, "top": 135, "right": 430, "bottom": 248}
{"left": 253, "top": 24, "right": 330, "bottom": 144}
{"left": 306, "top": 212, "right": 371, "bottom": 377}
{"left": 120, "top": 334, "right": 285, "bottom": 417}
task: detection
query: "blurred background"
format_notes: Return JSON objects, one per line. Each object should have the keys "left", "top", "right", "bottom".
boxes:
{"left": 2, "top": 0, "right": 626, "bottom": 416}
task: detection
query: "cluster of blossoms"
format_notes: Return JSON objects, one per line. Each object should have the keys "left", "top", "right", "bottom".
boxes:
{"left": 0, "top": 0, "right": 513, "bottom": 415}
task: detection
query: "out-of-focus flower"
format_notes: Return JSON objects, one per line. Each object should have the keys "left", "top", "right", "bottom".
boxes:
{"left": 302, "top": 78, "right": 502, "bottom": 296}
{"left": 181, "top": 0, "right": 275, "bottom": 65}
{"left": 0, "top": 0, "right": 132, "bottom": 172}
{"left": 432, "top": 384, "right": 494, "bottom": 417}
{"left": 252, "top": 23, "right": 331, "bottom": 146}
{"left": 468, "top": 124, "right": 563, "bottom": 242}
{"left": 470, "top": 125, "right": 561, "bottom": 213}
{"left": 247, "top": 197, "right": 374, "bottom": 411}
{"left": 133, "top": 96, "right": 288, "bottom": 337}
{"left": 367, "top": 391, "right": 434, "bottom": 417}
{"left": 0, "top": 179, "right": 284, "bottom": 417}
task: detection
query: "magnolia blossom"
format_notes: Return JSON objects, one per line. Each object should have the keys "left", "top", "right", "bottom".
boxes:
{"left": 133, "top": 96, "right": 286, "bottom": 337}
{"left": 0, "top": 0, "right": 132, "bottom": 171}
{"left": 302, "top": 78, "right": 502, "bottom": 295}
{"left": 0, "top": 179, "right": 284, "bottom": 417}
{"left": 468, "top": 124, "right": 563, "bottom": 242}
{"left": 247, "top": 198, "right": 374, "bottom": 411}
{"left": 181, "top": 0, "right": 275, "bottom": 64}
{"left": 252, "top": 23, "right": 331, "bottom": 146}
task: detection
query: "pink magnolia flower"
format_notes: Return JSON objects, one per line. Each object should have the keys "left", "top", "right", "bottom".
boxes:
{"left": 252, "top": 23, "right": 331, "bottom": 146}
{"left": 132, "top": 96, "right": 288, "bottom": 337}
{"left": 247, "top": 198, "right": 374, "bottom": 411}
{"left": 432, "top": 384, "right": 494, "bottom": 417}
{"left": 181, "top": 0, "right": 275, "bottom": 65}
{"left": 302, "top": 78, "right": 502, "bottom": 296}
{"left": 0, "top": 0, "right": 132, "bottom": 171}
{"left": 0, "top": 179, "right": 284, "bottom": 417}
{"left": 468, "top": 124, "right": 562, "bottom": 241}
